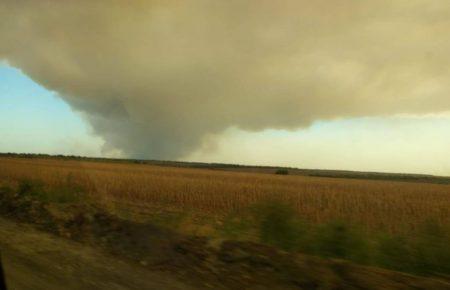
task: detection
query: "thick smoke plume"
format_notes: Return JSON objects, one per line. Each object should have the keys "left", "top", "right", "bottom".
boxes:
{"left": 1, "top": 1, "right": 450, "bottom": 158}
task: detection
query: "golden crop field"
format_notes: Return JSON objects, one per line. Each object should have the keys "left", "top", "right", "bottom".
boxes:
{"left": 0, "top": 157, "right": 449, "bottom": 234}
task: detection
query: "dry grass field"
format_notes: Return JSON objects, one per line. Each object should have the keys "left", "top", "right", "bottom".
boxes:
{"left": 0, "top": 156, "right": 448, "bottom": 234}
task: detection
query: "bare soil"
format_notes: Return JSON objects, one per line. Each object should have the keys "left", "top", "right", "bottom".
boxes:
{"left": 0, "top": 218, "right": 195, "bottom": 290}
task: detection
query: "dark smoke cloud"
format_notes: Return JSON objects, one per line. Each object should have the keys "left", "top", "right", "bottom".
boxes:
{"left": 1, "top": 1, "right": 450, "bottom": 158}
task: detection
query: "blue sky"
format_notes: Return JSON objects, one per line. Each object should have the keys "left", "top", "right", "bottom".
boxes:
{"left": 0, "top": 65, "right": 103, "bottom": 156}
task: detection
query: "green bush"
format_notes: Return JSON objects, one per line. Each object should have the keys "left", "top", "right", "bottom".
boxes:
{"left": 245, "top": 200, "right": 450, "bottom": 277}
{"left": 312, "top": 221, "right": 370, "bottom": 263}
{"left": 375, "top": 234, "right": 414, "bottom": 272}
{"left": 409, "top": 221, "right": 450, "bottom": 275}
{"left": 46, "top": 186, "right": 83, "bottom": 203}
{"left": 373, "top": 221, "right": 450, "bottom": 276}
{"left": 221, "top": 214, "right": 253, "bottom": 240}
{"left": 18, "top": 179, "right": 45, "bottom": 198}
{"left": 17, "top": 179, "right": 82, "bottom": 203}
{"left": 253, "top": 200, "right": 304, "bottom": 251}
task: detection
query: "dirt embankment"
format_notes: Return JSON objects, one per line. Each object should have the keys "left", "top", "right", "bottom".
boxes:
{"left": 0, "top": 218, "right": 194, "bottom": 290}
{"left": 0, "top": 184, "right": 449, "bottom": 290}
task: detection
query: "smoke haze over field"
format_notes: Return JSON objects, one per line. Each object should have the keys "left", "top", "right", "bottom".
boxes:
{"left": 1, "top": 1, "right": 450, "bottom": 159}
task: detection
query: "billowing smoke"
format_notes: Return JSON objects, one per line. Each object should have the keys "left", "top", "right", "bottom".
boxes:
{"left": 1, "top": 1, "right": 450, "bottom": 159}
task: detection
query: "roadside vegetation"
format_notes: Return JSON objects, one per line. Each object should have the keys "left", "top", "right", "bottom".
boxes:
{"left": 0, "top": 157, "right": 449, "bottom": 281}
{"left": 221, "top": 200, "right": 450, "bottom": 277}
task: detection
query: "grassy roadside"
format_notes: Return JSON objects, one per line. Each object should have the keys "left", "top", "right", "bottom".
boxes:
{"left": 1, "top": 178, "right": 449, "bottom": 280}
{"left": 109, "top": 195, "right": 450, "bottom": 279}
{"left": 223, "top": 200, "right": 450, "bottom": 278}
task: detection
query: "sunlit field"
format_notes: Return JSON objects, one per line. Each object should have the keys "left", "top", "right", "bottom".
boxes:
{"left": 1, "top": 157, "right": 448, "bottom": 234}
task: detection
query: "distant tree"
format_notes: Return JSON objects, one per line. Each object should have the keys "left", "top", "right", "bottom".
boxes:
{"left": 275, "top": 169, "right": 289, "bottom": 175}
